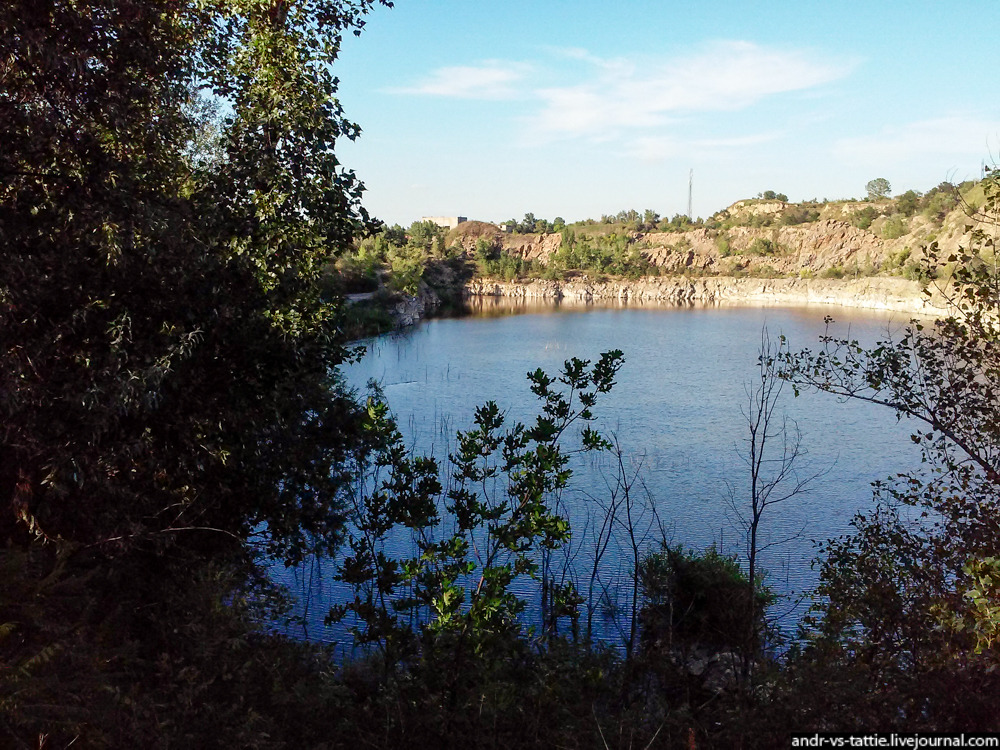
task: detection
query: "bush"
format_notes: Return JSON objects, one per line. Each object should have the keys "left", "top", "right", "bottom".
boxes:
{"left": 755, "top": 264, "right": 784, "bottom": 278}
{"left": 820, "top": 266, "right": 845, "bottom": 279}
{"left": 903, "top": 260, "right": 934, "bottom": 282}
{"left": 715, "top": 232, "right": 732, "bottom": 256}
{"left": 639, "top": 544, "right": 772, "bottom": 654}
{"left": 887, "top": 247, "right": 912, "bottom": 271}
{"left": 746, "top": 238, "right": 776, "bottom": 256}
{"left": 782, "top": 205, "right": 820, "bottom": 226}
{"left": 881, "top": 214, "right": 908, "bottom": 239}
{"left": 849, "top": 206, "right": 879, "bottom": 230}
{"left": 922, "top": 189, "right": 959, "bottom": 223}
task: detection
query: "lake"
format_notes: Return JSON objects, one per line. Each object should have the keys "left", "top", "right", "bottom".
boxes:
{"left": 270, "top": 298, "right": 924, "bottom": 651}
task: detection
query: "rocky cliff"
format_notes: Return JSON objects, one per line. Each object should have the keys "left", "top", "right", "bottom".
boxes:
{"left": 464, "top": 276, "right": 948, "bottom": 315}
{"left": 481, "top": 207, "right": 977, "bottom": 279}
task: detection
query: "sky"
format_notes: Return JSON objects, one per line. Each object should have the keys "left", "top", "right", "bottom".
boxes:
{"left": 331, "top": 0, "right": 1000, "bottom": 227}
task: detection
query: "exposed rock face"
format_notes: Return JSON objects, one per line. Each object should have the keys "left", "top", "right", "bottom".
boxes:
{"left": 449, "top": 202, "right": 984, "bottom": 318}
{"left": 392, "top": 293, "right": 426, "bottom": 327}
{"left": 723, "top": 199, "right": 787, "bottom": 218}
{"left": 464, "top": 276, "right": 948, "bottom": 315}
{"left": 487, "top": 206, "right": 978, "bottom": 280}
{"left": 501, "top": 233, "right": 563, "bottom": 262}
{"left": 819, "top": 200, "right": 892, "bottom": 219}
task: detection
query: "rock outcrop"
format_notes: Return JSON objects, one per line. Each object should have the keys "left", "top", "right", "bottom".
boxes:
{"left": 486, "top": 207, "right": 978, "bottom": 280}
{"left": 464, "top": 276, "right": 948, "bottom": 316}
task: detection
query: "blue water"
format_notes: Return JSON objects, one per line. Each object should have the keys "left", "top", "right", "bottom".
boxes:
{"left": 270, "top": 299, "right": 923, "bottom": 652}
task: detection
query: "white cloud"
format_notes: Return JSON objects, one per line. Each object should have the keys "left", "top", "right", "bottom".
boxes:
{"left": 527, "top": 41, "right": 854, "bottom": 142}
{"left": 390, "top": 43, "right": 854, "bottom": 162}
{"left": 389, "top": 61, "right": 530, "bottom": 100}
{"left": 834, "top": 117, "right": 1000, "bottom": 164}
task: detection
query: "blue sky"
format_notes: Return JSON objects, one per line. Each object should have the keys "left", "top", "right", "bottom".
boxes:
{"left": 332, "top": 0, "right": 1000, "bottom": 227}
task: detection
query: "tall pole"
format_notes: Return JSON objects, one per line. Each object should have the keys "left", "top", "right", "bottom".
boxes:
{"left": 688, "top": 168, "right": 693, "bottom": 219}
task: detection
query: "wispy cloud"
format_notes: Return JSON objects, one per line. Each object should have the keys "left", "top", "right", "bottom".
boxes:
{"left": 834, "top": 117, "right": 1000, "bottom": 164}
{"left": 388, "top": 61, "right": 531, "bottom": 100}
{"left": 389, "top": 42, "right": 854, "bottom": 159}
{"left": 527, "top": 41, "right": 854, "bottom": 142}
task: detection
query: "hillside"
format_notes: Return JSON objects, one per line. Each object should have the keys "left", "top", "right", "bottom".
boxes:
{"left": 334, "top": 180, "right": 993, "bottom": 328}
{"left": 452, "top": 183, "right": 985, "bottom": 284}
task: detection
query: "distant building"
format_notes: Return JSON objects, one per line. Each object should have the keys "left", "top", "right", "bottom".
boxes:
{"left": 420, "top": 216, "right": 467, "bottom": 230}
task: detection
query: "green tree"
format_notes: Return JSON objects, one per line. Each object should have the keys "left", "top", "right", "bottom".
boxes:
{"left": 1, "top": 0, "right": 392, "bottom": 558}
{"left": 780, "top": 172, "right": 1000, "bottom": 728}
{"left": 922, "top": 182, "right": 960, "bottom": 223}
{"left": 866, "top": 177, "right": 892, "bottom": 200}
{"left": 331, "top": 352, "right": 624, "bottom": 666}
{"left": 1, "top": 0, "right": 390, "bottom": 743}
{"left": 897, "top": 189, "right": 922, "bottom": 216}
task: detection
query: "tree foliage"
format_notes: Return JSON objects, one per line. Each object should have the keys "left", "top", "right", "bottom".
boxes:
{"left": 331, "top": 352, "right": 625, "bottom": 667}
{"left": 640, "top": 544, "right": 772, "bottom": 655}
{"left": 1, "top": 0, "right": 394, "bottom": 559}
{"left": 779, "top": 171, "right": 1000, "bottom": 728}
{"left": 1, "top": 0, "right": 390, "bottom": 743}
{"left": 866, "top": 177, "right": 892, "bottom": 200}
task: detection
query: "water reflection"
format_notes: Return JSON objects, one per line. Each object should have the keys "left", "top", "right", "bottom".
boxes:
{"left": 272, "top": 302, "right": 923, "bottom": 652}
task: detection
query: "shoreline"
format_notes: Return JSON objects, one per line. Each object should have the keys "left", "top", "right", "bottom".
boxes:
{"left": 463, "top": 275, "right": 949, "bottom": 317}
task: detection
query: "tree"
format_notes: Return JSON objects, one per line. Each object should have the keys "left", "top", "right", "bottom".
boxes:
{"left": 922, "top": 182, "right": 960, "bottom": 223}
{"left": 2, "top": 0, "right": 395, "bottom": 556}
{"left": 1, "top": 0, "right": 390, "bottom": 742}
{"left": 866, "top": 177, "right": 892, "bottom": 200}
{"left": 780, "top": 171, "right": 1000, "bottom": 728}
{"left": 897, "top": 189, "right": 922, "bottom": 216}
{"left": 727, "top": 330, "right": 821, "bottom": 680}
{"left": 330, "top": 352, "right": 624, "bottom": 667}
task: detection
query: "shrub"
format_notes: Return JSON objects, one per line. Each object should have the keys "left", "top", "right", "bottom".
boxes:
{"left": 881, "top": 214, "right": 908, "bottom": 240}
{"left": 820, "top": 265, "right": 845, "bottom": 279}
{"left": 746, "top": 238, "right": 776, "bottom": 256}
{"left": 755, "top": 264, "right": 784, "bottom": 278}
{"left": 919, "top": 182, "right": 960, "bottom": 223}
{"left": 903, "top": 260, "right": 934, "bottom": 282}
{"left": 849, "top": 207, "right": 879, "bottom": 230}
{"left": 715, "top": 232, "right": 732, "bottom": 256}
{"left": 639, "top": 544, "right": 772, "bottom": 654}
{"left": 781, "top": 205, "right": 820, "bottom": 226}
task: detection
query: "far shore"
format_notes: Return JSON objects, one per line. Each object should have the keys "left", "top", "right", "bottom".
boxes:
{"left": 463, "top": 275, "right": 949, "bottom": 317}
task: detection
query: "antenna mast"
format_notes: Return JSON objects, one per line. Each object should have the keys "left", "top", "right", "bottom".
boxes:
{"left": 687, "top": 168, "right": 693, "bottom": 219}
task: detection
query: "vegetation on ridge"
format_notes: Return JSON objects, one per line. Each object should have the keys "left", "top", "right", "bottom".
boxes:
{"left": 335, "top": 178, "right": 984, "bottom": 306}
